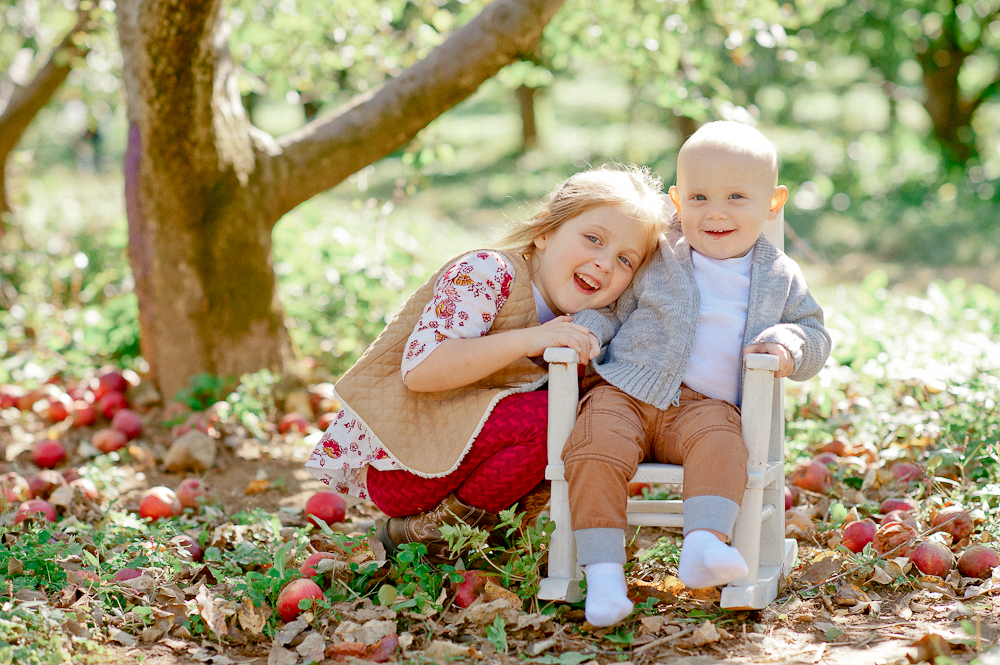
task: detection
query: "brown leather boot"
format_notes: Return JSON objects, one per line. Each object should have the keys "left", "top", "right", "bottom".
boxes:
{"left": 515, "top": 480, "right": 551, "bottom": 533}
{"left": 373, "top": 493, "right": 497, "bottom": 564}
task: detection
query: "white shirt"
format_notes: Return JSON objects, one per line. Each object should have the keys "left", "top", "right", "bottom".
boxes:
{"left": 681, "top": 249, "right": 753, "bottom": 405}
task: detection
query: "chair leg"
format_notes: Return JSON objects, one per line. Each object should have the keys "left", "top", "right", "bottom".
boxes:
{"left": 538, "top": 474, "right": 583, "bottom": 602}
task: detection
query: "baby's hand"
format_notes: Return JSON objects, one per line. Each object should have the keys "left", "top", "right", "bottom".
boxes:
{"left": 743, "top": 343, "right": 794, "bottom": 378}
{"left": 525, "top": 315, "right": 599, "bottom": 362}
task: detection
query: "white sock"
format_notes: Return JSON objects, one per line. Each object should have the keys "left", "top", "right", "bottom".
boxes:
{"left": 678, "top": 529, "right": 748, "bottom": 589}
{"left": 583, "top": 562, "right": 633, "bottom": 627}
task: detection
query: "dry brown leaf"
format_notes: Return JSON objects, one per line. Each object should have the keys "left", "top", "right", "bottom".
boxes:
{"left": 688, "top": 587, "right": 721, "bottom": 601}
{"left": 835, "top": 583, "right": 870, "bottom": 606}
{"left": 907, "top": 633, "right": 952, "bottom": 663}
{"left": 237, "top": 597, "right": 269, "bottom": 635}
{"left": 484, "top": 579, "right": 520, "bottom": 605}
{"left": 799, "top": 554, "right": 846, "bottom": 585}
{"left": 195, "top": 584, "right": 226, "bottom": 638}
{"left": 244, "top": 479, "right": 271, "bottom": 495}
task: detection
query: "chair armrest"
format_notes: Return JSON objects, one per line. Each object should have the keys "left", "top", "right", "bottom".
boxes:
{"left": 745, "top": 353, "right": 779, "bottom": 372}
{"left": 543, "top": 347, "right": 580, "bottom": 364}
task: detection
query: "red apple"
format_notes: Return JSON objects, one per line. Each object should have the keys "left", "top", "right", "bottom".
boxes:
{"left": 138, "top": 486, "right": 181, "bottom": 521}
{"left": 305, "top": 491, "right": 347, "bottom": 528}
{"left": 890, "top": 462, "right": 923, "bottom": 484}
{"left": 275, "top": 578, "right": 324, "bottom": 622}
{"left": 111, "top": 409, "right": 143, "bottom": 440}
{"left": 14, "top": 499, "right": 57, "bottom": 524}
{"left": 909, "top": 540, "right": 955, "bottom": 578}
{"left": 317, "top": 412, "right": 337, "bottom": 430}
{"left": 452, "top": 570, "right": 487, "bottom": 608}
{"left": 873, "top": 521, "right": 918, "bottom": 557}
{"left": 29, "top": 470, "right": 67, "bottom": 500}
{"left": 278, "top": 413, "right": 310, "bottom": 435}
{"left": 818, "top": 437, "right": 852, "bottom": 457}
{"left": 170, "top": 534, "right": 204, "bottom": 562}
{"left": 70, "top": 478, "right": 100, "bottom": 501}
{"left": 931, "top": 505, "right": 974, "bottom": 541}
{"left": 46, "top": 397, "right": 71, "bottom": 423}
{"left": 16, "top": 390, "right": 44, "bottom": 411}
{"left": 32, "top": 440, "right": 67, "bottom": 469}
{"left": 0, "top": 385, "right": 20, "bottom": 409}
{"left": 176, "top": 478, "right": 208, "bottom": 510}
{"left": 790, "top": 460, "right": 833, "bottom": 494}
{"left": 879, "top": 497, "right": 918, "bottom": 514}
{"left": 299, "top": 551, "right": 339, "bottom": 578}
{"left": 841, "top": 518, "right": 877, "bottom": 553}
{"left": 882, "top": 510, "right": 918, "bottom": 528}
{"left": 628, "top": 482, "right": 652, "bottom": 497}
{"left": 957, "top": 545, "right": 1000, "bottom": 579}
{"left": 812, "top": 452, "right": 841, "bottom": 466}
{"left": 93, "top": 428, "right": 128, "bottom": 454}
{"left": 113, "top": 567, "right": 143, "bottom": 582}
{"left": 95, "top": 370, "right": 128, "bottom": 400}
{"left": 784, "top": 485, "right": 799, "bottom": 510}
{"left": 71, "top": 400, "right": 96, "bottom": 427}
{"left": 97, "top": 391, "right": 128, "bottom": 420}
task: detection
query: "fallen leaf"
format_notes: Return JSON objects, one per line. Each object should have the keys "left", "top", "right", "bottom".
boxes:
{"left": 688, "top": 587, "right": 721, "bottom": 602}
{"left": 326, "top": 642, "right": 369, "bottom": 661}
{"left": 334, "top": 619, "right": 397, "bottom": 645}
{"left": 423, "top": 640, "right": 479, "bottom": 660}
{"left": 835, "top": 583, "right": 869, "bottom": 606}
{"left": 484, "top": 579, "right": 520, "bottom": 605}
{"left": 908, "top": 633, "right": 952, "bottom": 663}
{"left": 296, "top": 632, "right": 326, "bottom": 662}
{"left": 266, "top": 643, "right": 297, "bottom": 665}
{"left": 245, "top": 479, "right": 271, "bottom": 495}
{"left": 675, "top": 620, "right": 721, "bottom": 648}
{"left": 237, "top": 597, "right": 269, "bottom": 636}
{"left": 195, "top": 584, "right": 227, "bottom": 638}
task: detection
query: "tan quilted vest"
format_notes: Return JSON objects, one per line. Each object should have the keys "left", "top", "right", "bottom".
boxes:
{"left": 334, "top": 250, "right": 547, "bottom": 477}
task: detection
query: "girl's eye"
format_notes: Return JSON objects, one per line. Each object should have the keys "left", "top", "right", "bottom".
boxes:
{"left": 618, "top": 256, "right": 632, "bottom": 267}
{"left": 586, "top": 234, "right": 600, "bottom": 244}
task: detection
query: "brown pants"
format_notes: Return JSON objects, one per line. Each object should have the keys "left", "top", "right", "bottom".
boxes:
{"left": 562, "top": 381, "right": 748, "bottom": 532}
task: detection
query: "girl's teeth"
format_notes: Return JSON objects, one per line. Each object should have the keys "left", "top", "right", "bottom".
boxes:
{"left": 578, "top": 274, "right": 598, "bottom": 289}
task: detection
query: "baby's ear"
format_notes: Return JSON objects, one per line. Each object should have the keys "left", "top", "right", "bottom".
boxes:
{"left": 769, "top": 186, "right": 789, "bottom": 219}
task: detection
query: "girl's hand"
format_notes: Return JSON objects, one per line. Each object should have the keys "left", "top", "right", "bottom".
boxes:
{"left": 524, "top": 315, "right": 600, "bottom": 361}
{"left": 743, "top": 343, "right": 794, "bottom": 378}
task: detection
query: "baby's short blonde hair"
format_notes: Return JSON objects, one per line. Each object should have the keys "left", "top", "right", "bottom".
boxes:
{"left": 500, "top": 163, "right": 666, "bottom": 266}
{"left": 680, "top": 121, "right": 780, "bottom": 185}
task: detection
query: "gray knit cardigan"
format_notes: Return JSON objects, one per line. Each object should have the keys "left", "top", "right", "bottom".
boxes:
{"left": 573, "top": 220, "right": 832, "bottom": 410}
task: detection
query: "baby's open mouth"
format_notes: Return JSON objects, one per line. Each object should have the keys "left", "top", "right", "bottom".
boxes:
{"left": 575, "top": 273, "right": 599, "bottom": 292}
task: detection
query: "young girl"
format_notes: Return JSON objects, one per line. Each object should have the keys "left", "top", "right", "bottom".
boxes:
{"left": 304, "top": 164, "right": 666, "bottom": 561}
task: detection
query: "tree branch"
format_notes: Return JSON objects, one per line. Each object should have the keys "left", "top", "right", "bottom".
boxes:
{"left": 262, "top": 0, "right": 567, "bottom": 224}
{"left": 0, "top": 5, "right": 94, "bottom": 216}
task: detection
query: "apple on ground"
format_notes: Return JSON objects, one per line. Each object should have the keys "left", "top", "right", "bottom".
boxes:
{"left": 790, "top": 460, "right": 833, "bottom": 494}
{"left": 46, "top": 397, "right": 72, "bottom": 423}
{"left": 139, "top": 486, "right": 182, "bottom": 521}
{"left": 112, "top": 568, "right": 143, "bottom": 582}
{"left": 818, "top": 437, "right": 852, "bottom": 456}
{"left": 95, "top": 369, "right": 129, "bottom": 400}
{"left": 909, "top": 540, "right": 955, "bottom": 578}
{"left": 879, "top": 497, "right": 918, "bottom": 514}
{"left": 957, "top": 545, "right": 1000, "bottom": 579}
{"left": 275, "top": 578, "right": 325, "bottom": 622}
{"left": 0, "top": 385, "right": 21, "bottom": 409}
{"left": 452, "top": 570, "right": 488, "bottom": 608}
{"left": 32, "top": 440, "right": 67, "bottom": 469}
{"left": 60, "top": 468, "right": 81, "bottom": 483}
{"left": 176, "top": 478, "right": 208, "bottom": 510}
{"left": 890, "top": 461, "right": 923, "bottom": 484}
{"left": 299, "top": 551, "right": 339, "bottom": 578}
{"left": 93, "top": 428, "right": 128, "bottom": 454}
{"left": 70, "top": 478, "right": 101, "bottom": 501}
{"left": 931, "top": 505, "right": 974, "bottom": 541}
{"left": 841, "top": 518, "right": 877, "bottom": 553}
{"left": 317, "top": 412, "right": 337, "bottom": 430}
{"left": 14, "top": 499, "right": 57, "bottom": 524}
{"left": 784, "top": 485, "right": 799, "bottom": 510}
{"left": 278, "top": 412, "right": 310, "bottom": 435}
{"left": 170, "top": 534, "right": 204, "bottom": 562}
{"left": 628, "top": 482, "right": 652, "bottom": 497}
{"left": 812, "top": 452, "right": 841, "bottom": 466}
{"left": 29, "top": 470, "right": 68, "bottom": 500}
{"left": 97, "top": 391, "right": 128, "bottom": 420}
{"left": 873, "top": 521, "right": 918, "bottom": 556}
{"left": 71, "top": 400, "right": 97, "bottom": 427}
{"left": 305, "top": 491, "right": 347, "bottom": 528}
{"left": 881, "top": 510, "right": 918, "bottom": 528}
{"left": 111, "top": 409, "right": 144, "bottom": 440}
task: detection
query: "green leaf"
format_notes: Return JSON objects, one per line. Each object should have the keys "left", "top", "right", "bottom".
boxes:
{"left": 485, "top": 614, "right": 507, "bottom": 654}
{"left": 378, "top": 584, "right": 398, "bottom": 606}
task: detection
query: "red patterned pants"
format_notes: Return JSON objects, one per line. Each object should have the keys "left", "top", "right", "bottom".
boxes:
{"left": 366, "top": 391, "right": 548, "bottom": 516}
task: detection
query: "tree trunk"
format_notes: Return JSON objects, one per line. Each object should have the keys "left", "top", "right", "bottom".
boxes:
{"left": 919, "top": 45, "right": 975, "bottom": 166}
{"left": 116, "top": 0, "right": 566, "bottom": 402}
{"left": 0, "top": 6, "right": 93, "bottom": 224}
{"left": 517, "top": 84, "right": 538, "bottom": 151}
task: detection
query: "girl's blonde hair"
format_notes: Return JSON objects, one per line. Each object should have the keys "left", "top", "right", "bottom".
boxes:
{"left": 498, "top": 164, "right": 667, "bottom": 265}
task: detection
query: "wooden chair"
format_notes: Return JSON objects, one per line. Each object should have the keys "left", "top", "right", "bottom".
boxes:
{"left": 538, "top": 212, "right": 796, "bottom": 610}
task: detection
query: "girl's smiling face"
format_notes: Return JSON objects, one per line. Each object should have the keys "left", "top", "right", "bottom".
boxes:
{"left": 531, "top": 205, "right": 647, "bottom": 315}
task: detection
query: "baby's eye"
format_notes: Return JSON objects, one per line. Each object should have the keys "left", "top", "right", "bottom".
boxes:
{"left": 730, "top": 193, "right": 745, "bottom": 200}
{"left": 693, "top": 194, "right": 707, "bottom": 201}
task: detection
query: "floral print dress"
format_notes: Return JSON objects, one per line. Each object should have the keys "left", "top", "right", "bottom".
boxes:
{"left": 304, "top": 251, "right": 519, "bottom": 498}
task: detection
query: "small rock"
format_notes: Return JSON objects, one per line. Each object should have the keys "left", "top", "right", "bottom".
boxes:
{"left": 163, "top": 430, "right": 216, "bottom": 473}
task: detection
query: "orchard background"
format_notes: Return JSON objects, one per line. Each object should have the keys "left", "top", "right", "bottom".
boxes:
{"left": 2, "top": 0, "right": 1000, "bottom": 663}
